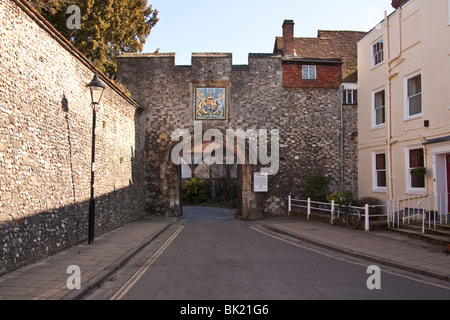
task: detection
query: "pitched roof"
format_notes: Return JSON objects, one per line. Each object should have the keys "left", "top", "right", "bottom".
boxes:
{"left": 318, "top": 30, "right": 366, "bottom": 82}
{"left": 274, "top": 36, "right": 340, "bottom": 60}
{"left": 274, "top": 30, "right": 366, "bottom": 82}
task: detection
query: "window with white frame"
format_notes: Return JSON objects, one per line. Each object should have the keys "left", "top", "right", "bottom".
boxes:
{"left": 373, "top": 152, "right": 387, "bottom": 191}
{"left": 407, "top": 148, "right": 425, "bottom": 190}
{"left": 343, "top": 89, "right": 357, "bottom": 105}
{"left": 372, "top": 39, "right": 384, "bottom": 67}
{"left": 374, "top": 90, "right": 385, "bottom": 126}
{"left": 302, "top": 65, "right": 316, "bottom": 80}
{"left": 406, "top": 73, "right": 422, "bottom": 117}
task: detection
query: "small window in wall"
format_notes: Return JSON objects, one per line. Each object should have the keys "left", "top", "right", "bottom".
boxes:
{"left": 372, "top": 39, "right": 384, "bottom": 67}
{"left": 343, "top": 89, "right": 357, "bottom": 105}
{"left": 374, "top": 90, "right": 385, "bottom": 126}
{"left": 406, "top": 74, "right": 422, "bottom": 117}
{"left": 408, "top": 148, "right": 425, "bottom": 189}
{"left": 374, "top": 152, "right": 387, "bottom": 191}
{"left": 302, "top": 65, "right": 316, "bottom": 80}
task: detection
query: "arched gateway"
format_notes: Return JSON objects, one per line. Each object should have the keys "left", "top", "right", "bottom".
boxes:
{"left": 116, "top": 52, "right": 358, "bottom": 219}
{"left": 160, "top": 122, "right": 274, "bottom": 219}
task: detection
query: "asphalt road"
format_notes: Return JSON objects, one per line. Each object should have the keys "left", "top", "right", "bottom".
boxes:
{"left": 85, "top": 206, "right": 450, "bottom": 301}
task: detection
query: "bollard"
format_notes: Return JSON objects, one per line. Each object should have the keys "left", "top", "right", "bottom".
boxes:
{"left": 307, "top": 198, "right": 311, "bottom": 220}
{"left": 288, "top": 195, "right": 291, "bottom": 216}
{"left": 331, "top": 200, "right": 335, "bottom": 225}
{"left": 365, "top": 204, "right": 370, "bottom": 231}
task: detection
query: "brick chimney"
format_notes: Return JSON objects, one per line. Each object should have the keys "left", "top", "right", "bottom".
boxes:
{"left": 392, "top": 0, "right": 409, "bottom": 9}
{"left": 282, "top": 20, "right": 295, "bottom": 56}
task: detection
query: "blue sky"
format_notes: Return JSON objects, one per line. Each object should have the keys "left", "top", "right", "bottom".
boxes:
{"left": 142, "top": 0, "right": 394, "bottom": 65}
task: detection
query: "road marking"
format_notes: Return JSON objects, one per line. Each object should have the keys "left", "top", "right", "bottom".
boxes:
{"left": 110, "top": 225, "right": 184, "bottom": 300}
{"left": 250, "top": 226, "right": 450, "bottom": 291}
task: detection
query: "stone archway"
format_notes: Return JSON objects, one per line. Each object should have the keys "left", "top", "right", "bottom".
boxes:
{"left": 160, "top": 127, "right": 262, "bottom": 220}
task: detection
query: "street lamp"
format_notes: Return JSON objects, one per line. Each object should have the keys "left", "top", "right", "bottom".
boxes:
{"left": 87, "top": 72, "right": 105, "bottom": 105}
{"left": 86, "top": 71, "right": 105, "bottom": 244}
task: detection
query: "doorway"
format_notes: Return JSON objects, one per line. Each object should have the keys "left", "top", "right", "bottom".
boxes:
{"left": 181, "top": 158, "right": 238, "bottom": 209}
{"left": 163, "top": 134, "right": 259, "bottom": 220}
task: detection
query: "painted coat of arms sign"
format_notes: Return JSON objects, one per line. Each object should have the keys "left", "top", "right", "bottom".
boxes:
{"left": 195, "top": 87, "right": 226, "bottom": 120}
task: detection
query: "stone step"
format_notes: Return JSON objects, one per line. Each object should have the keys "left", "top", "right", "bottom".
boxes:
{"left": 388, "top": 225, "right": 450, "bottom": 247}
{"left": 395, "top": 212, "right": 450, "bottom": 228}
{"left": 398, "top": 222, "right": 450, "bottom": 237}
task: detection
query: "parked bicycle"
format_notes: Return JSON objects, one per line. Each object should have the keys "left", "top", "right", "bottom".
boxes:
{"left": 331, "top": 197, "right": 361, "bottom": 229}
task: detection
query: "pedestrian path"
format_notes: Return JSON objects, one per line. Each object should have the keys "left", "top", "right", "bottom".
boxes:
{"left": 0, "top": 216, "right": 175, "bottom": 300}
{"left": 261, "top": 217, "right": 450, "bottom": 282}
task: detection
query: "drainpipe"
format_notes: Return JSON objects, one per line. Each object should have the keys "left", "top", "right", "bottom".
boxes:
{"left": 386, "top": 10, "right": 394, "bottom": 200}
{"left": 385, "top": 8, "right": 403, "bottom": 200}
{"left": 339, "top": 84, "right": 344, "bottom": 193}
{"left": 387, "top": 9, "right": 403, "bottom": 68}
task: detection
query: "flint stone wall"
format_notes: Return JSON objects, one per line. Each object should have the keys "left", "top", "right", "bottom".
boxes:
{"left": 117, "top": 53, "right": 358, "bottom": 217}
{"left": 0, "top": 0, "right": 146, "bottom": 274}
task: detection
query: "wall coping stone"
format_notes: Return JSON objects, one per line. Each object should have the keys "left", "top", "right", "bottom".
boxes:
{"left": 12, "top": 0, "right": 141, "bottom": 110}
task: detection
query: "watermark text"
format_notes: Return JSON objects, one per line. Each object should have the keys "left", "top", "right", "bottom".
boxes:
{"left": 171, "top": 121, "right": 280, "bottom": 175}
{"left": 66, "top": 265, "right": 81, "bottom": 290}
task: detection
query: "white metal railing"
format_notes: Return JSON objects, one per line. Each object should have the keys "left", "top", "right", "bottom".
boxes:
{"left": 288, "top": 196, "right": 387, "bottom": 231}
{"left": 418, "top": 193, "right": 449, "bottom": 233}
{"left": 387, "top": 194, "right": 425, "bottom": 228}
{"left": 388, "top": 193, "right": 449, "bottom": 233}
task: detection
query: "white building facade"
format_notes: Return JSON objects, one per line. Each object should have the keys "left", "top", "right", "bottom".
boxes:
{"left": 357, "top": 0, "right": 450, "bottom": 217}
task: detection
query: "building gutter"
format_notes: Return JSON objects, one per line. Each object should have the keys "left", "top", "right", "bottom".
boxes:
{"left": 423, "top": 135, "right": 450, "bottom": 145}
{"left": 281, "top": 58, "right": 343, "bottom": 65}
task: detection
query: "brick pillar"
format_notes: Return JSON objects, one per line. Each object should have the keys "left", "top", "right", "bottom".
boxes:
{"left": 282, "top": 20, "right": 295, "bottom": 56}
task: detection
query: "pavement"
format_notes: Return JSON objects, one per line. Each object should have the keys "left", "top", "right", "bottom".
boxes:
{"left": 261, "top": 217, "right": 450, "bottom": 282}
{"left": 0, "top": 216, "right": 177, "bottom": 300}
{"left": 0, "top": 213, "right": 449, "bottom": 300}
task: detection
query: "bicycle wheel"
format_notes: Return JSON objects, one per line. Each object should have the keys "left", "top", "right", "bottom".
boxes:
{"left": 346, "top": 207, "right": 361, "bottom": 229}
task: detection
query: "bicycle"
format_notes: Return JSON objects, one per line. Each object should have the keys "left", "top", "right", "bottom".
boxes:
{"left": 331, "top": 198, "right": 361, "bottom": 229}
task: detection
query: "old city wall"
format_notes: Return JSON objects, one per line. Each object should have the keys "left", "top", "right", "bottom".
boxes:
{"left": 117, "top": 53, "right": 358, "bottom": 218}
{"left": 0, "top": 0, "right": 146, "bottom": 274}
{"left": 0, "top": 0, "right": 358, "bottom": 274}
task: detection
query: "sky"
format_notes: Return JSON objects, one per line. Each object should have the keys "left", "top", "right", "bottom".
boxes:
{"left": 142, "top": 0, "right": 394, "bottom": 66}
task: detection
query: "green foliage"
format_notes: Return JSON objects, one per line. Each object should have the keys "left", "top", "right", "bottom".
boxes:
{"left": 182, "top": 178, "right": 212, "bottom": 205}
{"left": 326, "top": 190, "right": 355, "bottom": 206}
{"left": 353, "top": 196, "right": 381, "bottom": 206}
{"left": 228, "top": 181, "right": 238, "bottom": 200}
{"left": 410, "top": 166, "right": 426, "bottom": 177}
{"left": 30, "top": 0, "right": 159, "bottom": 79}
{"left": 303, "top": 173, "right": 329, "bottom": 202}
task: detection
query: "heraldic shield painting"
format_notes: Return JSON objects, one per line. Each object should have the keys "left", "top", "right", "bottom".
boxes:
{"left": 195, "top": 87, "right": 226, "bottom": 120}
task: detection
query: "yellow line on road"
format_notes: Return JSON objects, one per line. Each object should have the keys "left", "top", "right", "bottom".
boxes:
{"left": 110, "top": 225, "right": 184, "bottom": 300}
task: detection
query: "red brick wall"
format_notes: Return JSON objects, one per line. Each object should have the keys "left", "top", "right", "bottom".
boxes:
{"left": 282, "top": 20, "right": 295, "bottom": 55}
{"left": 282, "top": 62, "right": 342, "bottom": 89}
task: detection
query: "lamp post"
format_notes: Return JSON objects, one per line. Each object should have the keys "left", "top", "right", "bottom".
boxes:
{"left": 86, "top": 72, "right": 105, "bottom": 244}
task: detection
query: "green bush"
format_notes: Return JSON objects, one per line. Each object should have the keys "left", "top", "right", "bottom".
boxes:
{"left": 354, "top": 196, "right": 381, "bottom": 206}
{"left": 303, "top": 173, "right": 329, "bottom": 202}
{"left": 182, "top": 178, "right": 212, "bottom": 205}
{"left": 326, "top": 190, "right": 355, "bottom": 206}
{"left": 228, "top": 181, "right": 238, "bottom": 200}
{"left": 410, "top": 166, "right": 426, "bottom": 177}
